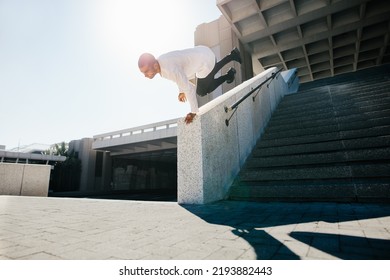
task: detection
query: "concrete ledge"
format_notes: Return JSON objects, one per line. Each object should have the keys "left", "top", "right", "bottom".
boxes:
{"left": 0, "top": 163, "right": 51, "bottom": 197}
{"left": 178, "top": 68, "right": 297, "bottom": 204}
{"left": 0, "top": 150, "right": 66, "bottom": 163}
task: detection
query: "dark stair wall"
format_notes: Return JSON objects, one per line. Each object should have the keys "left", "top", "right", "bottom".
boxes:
{"left": 229, "top": 64, "right": 390, "bottom": 202}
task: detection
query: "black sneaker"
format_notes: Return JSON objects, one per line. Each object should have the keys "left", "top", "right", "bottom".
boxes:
{"left": 226, "top": 67, "right": 236, "bottom": 84}
{"left": 230, "top": 47, "right": 242, "bottom": 64}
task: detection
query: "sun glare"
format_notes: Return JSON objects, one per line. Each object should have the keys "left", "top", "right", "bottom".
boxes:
{"left": 97, "top": 0, "right": 195, "bottom": 59}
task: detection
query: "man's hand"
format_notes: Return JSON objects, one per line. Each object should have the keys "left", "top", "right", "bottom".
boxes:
{"left": 178, "top": 92, "right": 187, "bottom": 102}
{"left": 184, "top": 113, "right": 196, "bottom": 124}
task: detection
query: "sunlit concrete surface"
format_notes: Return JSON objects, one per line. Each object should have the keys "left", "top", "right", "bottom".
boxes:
{"left": 0, "top": 196, "right": 389, "bottom": 260}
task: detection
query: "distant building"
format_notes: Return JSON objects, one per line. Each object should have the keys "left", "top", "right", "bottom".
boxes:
{"left": 8, "top": 143, "right": 51, "bottom": 154}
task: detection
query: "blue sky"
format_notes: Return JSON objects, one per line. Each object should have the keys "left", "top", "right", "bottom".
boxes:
{"left": 0, "top": 0, "right": 221, "bottom": 149}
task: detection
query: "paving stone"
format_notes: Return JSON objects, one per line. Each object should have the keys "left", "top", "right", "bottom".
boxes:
{"left": 311, "top": 235, "right": 340, "bottom": 253}
{"left": 0, "top": 239, "right": 17, "bottom": 250}
{"left": 363, "top": 229, "right": 390, "bottom": 240}
{"left": 58, "top": 248, "right": 113, "bottom": 260}
{"left": 1, "top": 245, "right": 43, "bottom": 259}
{"left": 306, "top": 246, "right": 340, "bottom": 260}
{"left": 174, "top": 249, "right": 213, "bottom": 260}
{"left": 42, "top": 240, "right": 101, "bottom": 256}
{"left": 278, "top": 240, "right": 310, "bottom": 257}
{"left": 19, "top": 252, "right": 63, "bottom": 260}
{"left": 204, "top": 247, "right": 246, "bottom": 260}
{"left": 0, "top": 196, "right": 389, "bottom": 260}
{"left": 237, "top": 247, "right": 257, "bottom": 259}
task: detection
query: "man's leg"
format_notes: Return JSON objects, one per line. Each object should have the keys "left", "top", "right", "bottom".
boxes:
{"left": 209, "top": 47, "right": 241, "bottom": 77}
{"left": 197, "top": 68, "right": 236, "bottom": 96}
{"left": 196, "top": 48, "right": 241, "bottom": 96}
{"left": 196, "top": 77, "right": 210, "bottom": 96}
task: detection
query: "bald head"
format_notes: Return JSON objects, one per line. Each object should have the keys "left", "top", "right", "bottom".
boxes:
{"left": 138, "top": 53, "right": 156, "bottom": 68}
{"left": 138, "top": 53, "right": 160, "bottom": 79}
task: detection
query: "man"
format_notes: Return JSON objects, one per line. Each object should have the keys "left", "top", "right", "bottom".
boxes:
{"left": 138, "top": 45, "right": 242, "bottom": 124}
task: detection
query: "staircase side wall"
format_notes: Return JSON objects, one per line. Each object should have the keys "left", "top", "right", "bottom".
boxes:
{"left": 178, "top": 68, "right": 297, "bottom": 204}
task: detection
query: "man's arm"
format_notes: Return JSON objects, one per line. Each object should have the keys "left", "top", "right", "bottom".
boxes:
{"left": 171, "top": 69, "right": 199, "bottom": 113}
{"left": 179, "top": 93, "right": 196, "bottom": 124}
{"left": 185, "top": 112, "right": 196, "bottom": 124}
{"left": 178, "top": 92, "right": 186, "bottom": 102}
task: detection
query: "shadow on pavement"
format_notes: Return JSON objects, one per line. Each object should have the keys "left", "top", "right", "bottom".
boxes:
{"left": 290, "top": 232, "right": 390, "bottom": 260}
{"left": 181, "top": 201, "right": 390, "bottom": 260}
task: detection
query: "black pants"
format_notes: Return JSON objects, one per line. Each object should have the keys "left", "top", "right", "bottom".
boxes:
{"left": 196, "top": 52, "right": 236, "bottom": 97}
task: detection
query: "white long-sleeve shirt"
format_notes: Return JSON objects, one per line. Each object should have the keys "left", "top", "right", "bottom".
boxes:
{"left": 158, "top": 46, "right": 216, "bottom": 113}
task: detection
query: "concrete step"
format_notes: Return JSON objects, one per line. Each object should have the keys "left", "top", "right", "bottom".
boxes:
{"left": 263, "top": 116, "right": 390, "bottom": 140}
{"left": 273, "top": 94, "right": 390, "bottom": 120}
{"left": 298, "top": 75, "right": 390, "bottom": 92}
{"left": 272, "top": 102, "right": 390, "bottom": 124}
{"left": 298, "top": 65, "right": 390, "bottom": 91}
{"left": 254, "top": 135, "right": 390, "bottom": 157}
{"left": 289, "top": 78, "right": 390, "bottom": 98}
{"left": 257, "top": 125, "right": 390, "bottom": 148}
{"left": 229, "top": 179, "right": 390, "bottom": 202}
{"left": 267, "top": 110, "right": 390, "bottom": 133}
{"left": 238, "top": 163, "right": 390, "bottom": 182}
{"left": 284, "top": 81, "right": 390, "bottom": 106}
{"left": 277, "top": 89, "right": 390, "bottom": 115}
{"left": 247, "top": 147, "right": 390, "bottom": 168}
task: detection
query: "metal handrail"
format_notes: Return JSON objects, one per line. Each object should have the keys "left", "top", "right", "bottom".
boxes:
{"left": 224, "top": 68, "right": 283, "bottom": 113}
{"left": 224, "top": 68, "right": 283, "bottom": 126}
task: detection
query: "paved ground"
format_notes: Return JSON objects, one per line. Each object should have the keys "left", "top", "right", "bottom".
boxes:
{"left": 0, "top": 195, "right": 389, "bottom": 260}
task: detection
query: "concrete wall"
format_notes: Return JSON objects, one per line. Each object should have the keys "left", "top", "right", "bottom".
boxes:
{"left": 177, "top": 67, "right": 297, "bottom": 204}
{"left": 0, "top": 163, "right": 51, "bottom": 196}
{"left": 69, "top": 138, "right": 112, "bottom": 192}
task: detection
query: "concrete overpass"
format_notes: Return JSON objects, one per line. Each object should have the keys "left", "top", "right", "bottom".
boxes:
{"left": 90, "top": 119, "right": 180, "bottom": 198}
{"left": 92, "top": 118, "right": 179, "bottom": 163}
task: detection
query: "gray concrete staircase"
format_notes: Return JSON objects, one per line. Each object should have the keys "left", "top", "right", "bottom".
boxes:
{"left": 229, "top": 65, "right": 390, "bottom": 202}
